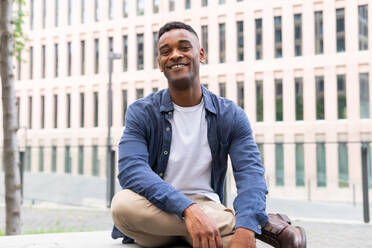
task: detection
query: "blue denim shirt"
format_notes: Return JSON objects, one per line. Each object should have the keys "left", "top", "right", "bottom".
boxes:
{"left": 112, "top": 86, "right": 268, "bottom": 243}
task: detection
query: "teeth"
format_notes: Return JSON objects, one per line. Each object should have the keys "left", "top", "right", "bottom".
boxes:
{"left": 171, "top": 64, "right": 185, "bottom": 69}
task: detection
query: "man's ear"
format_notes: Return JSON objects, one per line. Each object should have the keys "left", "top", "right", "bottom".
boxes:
{"left": 158, "top": 57, "right": 163, "bottom": 72}
{"left": 199, "top": 47, "right": 206, "bottom": 64}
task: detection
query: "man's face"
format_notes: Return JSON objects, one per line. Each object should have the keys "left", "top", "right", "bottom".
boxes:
{"left": 157, "top": 29, "right": 205, "bottom": 90}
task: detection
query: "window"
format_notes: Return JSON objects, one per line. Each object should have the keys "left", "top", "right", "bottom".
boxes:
{"left": 30, "top": 0, "right": 34, "bottom": 29}
{"left": 336, "top": 8, "right": 345, "bottom": 52}
{"left": 67, "top": 42, "right": 72, "bottom": 76}
{"left": 237, "top": 21, "right": 244, "bottom": 61}
{"left": 136, "top": 88, "right": 144, "bottom": 99}
{"left": 94, "top": 39, "right": 99, "bottom": 74}
{"left": 42, "top": 0, "right": 46, "bottom": 28}
{"left": 108, "top": 37, "right": 113, "bottom": 53}
{"left": 219, "top": 23, "right": 226, "bottom": 63}
{"left": 316, "top": 76, "right": 325, "bottom": 120}
{"left": 295, "top": 143, "right": 305, "bottom": 186}
{"left": 201, "top": 25, "right": 208, "bottom": 64}
{"left": 256, "top": 80, "right": 264, "bottom": 122}
{"left": 337, "top": 74, "right": 347, "bottom": 119}
{"left": 122, "top": 90, "right": 128, "bottom": 125}
{"left": 81, "top": 0, "right": 85, "bottom": 23}
{"left": 94, "top": 92, "right": 99, "bottom": 127}
{"left": 109, "top": 0, "right": 114, "bottom": 19}
{"left": 153, "top": 0, "right": 159, "bottom": 13}
{"left": 255, "top": 18, "right": 263, "bottom": 60}
{"left": 92, "top": 145, "right": 99, "bottom": 176}
{"left": 66, "top": 94, "right": 71, "bottom": 128}
{"left": 41, "top": 95, "right": 45, "bottom": 129}
{"left": 169, "top": 0, "right": 175, "bottom": 11}
{"left": 123, "top": 35, "right": 128, "bottom": 71}
{"left": 275, "top": 143, "right": 284, "bottom": 186}
{"left": 68, "top": 0, "right": 72, "bottom": 25}
{"left": 275, "top": 79, "right": 283, "bottom": 121}
{"left": 55, "top": 0, "right": 59, "bottom": 27}
{"left": 54, "top": 44, "right": 58, "bottom": 77}
{"left": 202, "top": 84, "right": 208, "bottom": 89}
{"left": 53, "top": 94, "right": 58, "bottom": 128}
{"left": 29, "top": 46, "right": 33, "bottom": 79}
{"left": 78, "top": 145, "right": 84, "bottom": 174}
{"left": 257, "top": 143, "right": 264, "bottom": 165}
{"left": 95, "top": 0, "right": 99, "bottom": 21}
{"left": 137, "top": 0, "right": 144, "bottom": 15}
{"left": 219, "top": 83, "right": 226, "bottom": 98}
{"left": 359, "top": 5, "right": 368, "bottom": 51}
{"left": 360, "top": 73, "right": 370, "bottom": 119}
{"left": 26, "top": 146, "right": 31, "bottom": 171}
{"left": 274, "top": 16, "right": 282, "bottom": 58}
{"left": 122, "top": 0, "right": 128, "bottom": 17}
{"left": 137, "top": 33, "right": 144, "bottom": 70}
{"left": 152, "top": 87, "right": 158, "bottom": 92}
{"left": 153, "top": 32, "right": 158, "bottom": 68}
{"left": 81, "top": 40, "right": 85, "bottom": 75}
{"left": 202, "top": 0, "right": 208, "bottom": 7}
{"left": 185, "top": 0, "right": 191, "bottom": 9}
{"left": 65, "top": 145, "right": 71, "bottom": 173}
{"left": 219, "top": 0, "right": 225, "bottom": 4}
{"left": 28, "top": 96, "right": 32, "bottom": 129}
{"left": 42, "top": 45, "right": 46, "bottom": 78}
{"left": 38, "top": 146, "right": 44, "bottom": 172}
{"left": 316, "top": 142, "right": 326, "bottom": 187}
{"left": 295, "top": 77, "right": 303, "bottom": 121}
{"left": 314, "top": 11, "right": 324, "bottom": 54}
{"left": 80, "top": 93, "right": 85, "bottom": 127}
{"left": 294, "top": 14, "right": 302, "bottom": 56}
{"left": 51, "top": 146, "right": 57, "bottom": 172}
{"left": 237, "top": 81, "right": 244, "bottom": 109}
{"left": 338, "top": 142, "right": 349, "bottom": 187}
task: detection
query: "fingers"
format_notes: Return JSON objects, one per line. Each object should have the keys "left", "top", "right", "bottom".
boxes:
{"left": 215, "top": 232, "right": 223, "bottom": 248}
{"left": 201, "top": 235, "right": 209, "bottom": 248}
{"left": 193, "top": 235, "right": 200, "bottom": 248}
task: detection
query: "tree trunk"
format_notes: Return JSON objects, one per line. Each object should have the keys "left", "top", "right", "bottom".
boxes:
{"left": 0, "top": 0, "right": 22, "bottom": 235}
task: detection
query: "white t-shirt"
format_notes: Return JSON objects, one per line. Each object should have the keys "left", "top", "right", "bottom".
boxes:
{"left": 164, "top": 98, "right": 220, "bottom": 203}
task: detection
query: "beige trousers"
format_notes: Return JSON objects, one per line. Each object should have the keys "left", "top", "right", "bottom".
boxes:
{"left": 111, "top": 190, "right": 236, "bottom": 247}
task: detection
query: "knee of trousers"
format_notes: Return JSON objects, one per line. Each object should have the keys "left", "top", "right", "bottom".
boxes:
{"left": 111, "top": 189, "right": 149, "bottom": 229}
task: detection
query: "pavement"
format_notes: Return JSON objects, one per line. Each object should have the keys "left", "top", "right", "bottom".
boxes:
{"left": 1, "top": 172, "right": 372, "bottom": 247}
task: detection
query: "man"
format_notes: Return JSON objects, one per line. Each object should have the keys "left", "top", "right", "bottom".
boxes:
{"left": 111, "top": 22, "right": 306, "bottom": 248}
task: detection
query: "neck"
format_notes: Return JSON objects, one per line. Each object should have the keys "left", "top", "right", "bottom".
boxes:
{"left": 169, "top": 81, "right": 202, "bottom": 107}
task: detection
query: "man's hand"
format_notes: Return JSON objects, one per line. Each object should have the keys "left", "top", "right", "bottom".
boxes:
{"left": 183, "top": 204, "right": 223, "bottom": 248}
{"left": 228, "top": 228, "right": 256, "bottom": 248}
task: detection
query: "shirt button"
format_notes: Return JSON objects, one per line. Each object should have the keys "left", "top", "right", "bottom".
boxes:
{"left": 168, "top": 111, "right": 172, "bottom": 115}
{"left": 257, "top": 224, "right": 262, "bottom": 230}
{"left": 164, "top": 150, "right": 168, "bottom": 155}
{"left": 166, "top": 127, "right": 170, "bottom": 132}
{"left": 159, "top": 173, "right": 164, "bottom": 178}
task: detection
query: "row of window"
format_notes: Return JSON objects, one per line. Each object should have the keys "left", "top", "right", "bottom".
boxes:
{"left": 30, "top": 0, "right": 232, "bottom": 29}
{"left": 16, "top": 71, "right": 371, "bottom": 131}
{"left": 20, "top": 5, "right": 369, "bottom": 80}
{"left": 23, "top": 145, "right": 100, "bottom": 176}
{"left": 257, "top": 141, "right": 372, "bottom": 189}
{"left": 18, "top": 140, "right": 372, "bottom": 187}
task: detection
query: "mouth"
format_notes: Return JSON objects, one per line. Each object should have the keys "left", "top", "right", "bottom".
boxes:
{"left": 168, "top": 63, "right": 189, "bottom": 70}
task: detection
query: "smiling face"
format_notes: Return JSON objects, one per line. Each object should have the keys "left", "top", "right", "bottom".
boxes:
{"left": 157, "top": 29, "right": 205, "bottom": 90}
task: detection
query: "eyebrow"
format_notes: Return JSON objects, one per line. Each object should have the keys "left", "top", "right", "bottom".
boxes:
{"left": 159, "top": 39, "right": 192, "bottom": 50}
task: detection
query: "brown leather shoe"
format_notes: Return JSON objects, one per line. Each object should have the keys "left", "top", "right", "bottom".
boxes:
{"left": 255, "top": 213, "right": 306, "bottom": 248}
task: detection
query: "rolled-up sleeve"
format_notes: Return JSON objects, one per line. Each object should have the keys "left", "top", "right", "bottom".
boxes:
{"left": 228, "top": 107, "right": 268, "bottom": 234}
{"left": 117, "top": 103, "right": 194, "bottom": 219}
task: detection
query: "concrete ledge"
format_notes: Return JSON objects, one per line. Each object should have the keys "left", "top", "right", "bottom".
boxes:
{"left": 0, "top": 231, "right": 140, "bottom": 248}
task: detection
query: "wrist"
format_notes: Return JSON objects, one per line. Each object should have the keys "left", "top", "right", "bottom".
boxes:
{"left": 235, "top": 227, "right": 255, "bottom": 237}
{"left": 182, "top": 203, "right": 196, "bottom": 217}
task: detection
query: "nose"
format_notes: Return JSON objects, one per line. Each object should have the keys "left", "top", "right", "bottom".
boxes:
{"left": 169, "top": 49, "right": 183, "bottom": 61}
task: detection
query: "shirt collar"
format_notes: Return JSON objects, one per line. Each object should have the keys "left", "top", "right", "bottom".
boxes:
{"left": 160, "top": 85, "right": 216, "bottom": 115}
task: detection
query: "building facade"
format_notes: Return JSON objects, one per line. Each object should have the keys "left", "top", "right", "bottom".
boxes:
{"left": 1, "top": 0, "right": 371, "bottom": 202}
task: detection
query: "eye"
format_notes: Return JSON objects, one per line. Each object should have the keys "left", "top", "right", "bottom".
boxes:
{"left": 180, "top": 46, "right": 190, "bottom": 51}
{"left": 160, "top": 50, "right": 170, "bottom": 55}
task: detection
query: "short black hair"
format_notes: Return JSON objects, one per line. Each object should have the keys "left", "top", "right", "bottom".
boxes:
{"left": 158, "top": 21, "right": 199, "bottom": 41}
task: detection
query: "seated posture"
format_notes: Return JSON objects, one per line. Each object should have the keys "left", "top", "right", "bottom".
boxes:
{"left": 111, "top": 22, "right": 306, "bottom": 248}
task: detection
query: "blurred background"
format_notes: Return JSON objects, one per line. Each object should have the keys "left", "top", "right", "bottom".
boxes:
{"left": 0, "top": 0, "right": 371, "bottom": 246}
